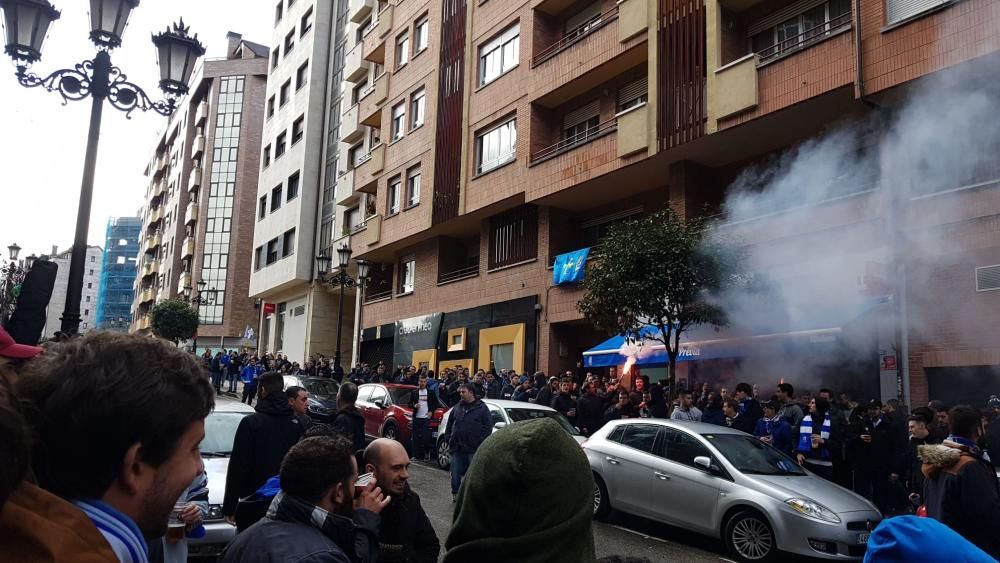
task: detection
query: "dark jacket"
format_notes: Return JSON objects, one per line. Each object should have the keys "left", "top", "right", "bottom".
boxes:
{"left": 921, "top": 443, "right": 1000, "bottom": 558}
{"left": 903, "top": 434, "right": 938, "bottom": 496}
{"left": 376, "top": 487, "right": 440, "bottom": 563}
{"left": 407, "top": 387, "right": 442, "bottom": 417}
{"left": 447, "top": 400, "right": 492, "bottom": 454}
{"left": 987, "top": 421, "right": 1000, "bottom": 469}
{"left": 851, "top": 415, "right": 903, "bottom": 473}
{"left": 223, "top": 395, "right": 305, "bottom": 515}
{"left": 222, "top": 509, "right": 380, "bottom": 563}
{"left": 550, "top": 392, "right": 576, "bottom": 418}
{"left": 535, "top": 385, "right": 554, "bottom": 408}
{"left": 484, "top": 381, "right": 502, "bottom": 400}
{"left": 512, "top": 385, "right": 536, "bottom": 403}
{"left": 753, "top": 417, "right": 794, "bottom": 454}
{"left": 739, "top": 397, "right": 764, "bottom": 430}
{"left": 333, "top": 405, "right": 367, "bottom": 452}
{"left": 702, "top": 407, "right": 726, "bottom": 426}
{"left": 576, "top": 393, "right": 605, "bottom": 436}
{"left": 500, "top": 383, "right": 516, "bottom": 400}
{"left": 727, "top": 413, "right": 756, "bottom": 435}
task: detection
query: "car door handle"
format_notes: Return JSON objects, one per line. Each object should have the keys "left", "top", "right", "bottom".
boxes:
{"left": 654, "top": 471, "right": 671, "bottom": 480}
{"left": 605, "top": 456, "right": 620, "bottom": 465}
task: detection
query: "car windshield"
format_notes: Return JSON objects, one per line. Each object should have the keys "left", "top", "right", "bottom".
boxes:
{"left": 505, "top": 408, "right": 580, "bottom": 436}
{"left": 302, "top": 378, "right": 338, "bottom": 398}
{"left": 201, "top": 411, "right": 250, "bottom": 456}
{"left": 388, "top": 387, "right": 414, "bottom": 406}
{"left": 702, "top": 434, "right": 806, "bottom": 476}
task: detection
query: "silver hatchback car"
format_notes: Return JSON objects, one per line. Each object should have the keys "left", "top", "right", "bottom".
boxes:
{"left": 585, "top": 419, "right": 881, "bottom": 562}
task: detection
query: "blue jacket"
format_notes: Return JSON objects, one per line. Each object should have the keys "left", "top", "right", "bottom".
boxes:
{"left": 753, "top": 417, "right": 794, "bottom": 454}
{"left": 864, "top": 515, "right": 994, "bottom": 562}
{"left": 448, "top": 400, "right": 493, "bottom": 454}
{"left": 241, "top": 364, "right": 262, "bottom": 385}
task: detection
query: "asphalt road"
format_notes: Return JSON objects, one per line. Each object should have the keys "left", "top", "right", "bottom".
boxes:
{"left": 405, "top": 459, "right": 728, "bottom": 563}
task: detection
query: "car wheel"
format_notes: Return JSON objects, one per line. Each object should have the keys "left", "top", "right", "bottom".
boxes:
{"left": 437, "top": 439, "right": 450, "bottom": 470}
{"left": 592, "top": 474, "right": 611, "bottom": 520}
{"left": 725, "top": 510, "right": 777, "bottom": 562}
{"left": 382, "top": 422, "right": 399, "bottom": 442}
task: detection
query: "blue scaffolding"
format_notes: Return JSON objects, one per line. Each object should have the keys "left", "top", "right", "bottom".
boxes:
{"left": 95, "top": 217, "right": 142, "bottom": 330}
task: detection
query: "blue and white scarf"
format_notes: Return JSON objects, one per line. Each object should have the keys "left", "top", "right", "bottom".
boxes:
{"left": 73, "top": 499, "right": 149, "bottom": 563}
{"left": 797, "top": 413, "right": 832, "bottom": 463}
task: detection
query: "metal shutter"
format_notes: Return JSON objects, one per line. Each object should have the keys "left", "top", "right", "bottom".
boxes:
{"left": 747, "top": 0, "right": 828, "bottom": 35}
{"left": 976, "top": 265, "right": 1000, "bottom": 291}
{"left": 565, "top": 2, "right": 603, "bottom": 33}
{"left": 886, "top": 0, "right": 949, "bottom": 24}
{"left": 563, "top": 100, "right": 600, "bottom": 129}
{"left": 618, "top": 77, "right": 648, "bottom": 107}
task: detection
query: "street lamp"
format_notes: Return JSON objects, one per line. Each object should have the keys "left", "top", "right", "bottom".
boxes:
{"left": 316, "top": 243, "right": 369, "bottom": 375}
{"left": 0, "top": 0, "right": 205, "bottom": 337}
{"left": 182, "top": 278, "right": 216, "bottom": 354}
{"left": 0, "top": 242, "right": 36, "bottom": 326}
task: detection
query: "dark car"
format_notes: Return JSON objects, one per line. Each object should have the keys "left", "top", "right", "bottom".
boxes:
{"left": 283, "top": 375, "right": 340, "bottom": 423}
{"left": 357, "top": 383, "right": 446, "bottom": 445}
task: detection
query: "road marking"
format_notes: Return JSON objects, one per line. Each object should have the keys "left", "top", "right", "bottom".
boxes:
{"left": 608, "top": 524, "right": 669, "bottom": 543}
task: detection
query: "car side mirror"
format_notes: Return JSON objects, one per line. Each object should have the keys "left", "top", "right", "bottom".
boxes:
{"left": 375, "top": 401, "right": 386, "bottom": 409}
{"left": 694, "top": 456, "right": 714, "bottom": 471}
{"left": 494, "top": 422, "right": 507, "bottom": 430}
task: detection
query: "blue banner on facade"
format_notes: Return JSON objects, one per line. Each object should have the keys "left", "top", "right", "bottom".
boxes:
{"left": 553, "top": 248, "right": 590, "bottom": 286}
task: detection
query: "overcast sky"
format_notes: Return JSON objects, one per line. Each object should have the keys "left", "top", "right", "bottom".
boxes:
{"left": 0, "top": 0, "right": 271, "bottom": 260}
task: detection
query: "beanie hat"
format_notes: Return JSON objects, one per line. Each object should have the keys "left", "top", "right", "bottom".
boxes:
{"left": 443, "top": 418, "right": 596, "bottom": 563}
{"left": 863, "top": 515, "right": 994, "bottom": 562}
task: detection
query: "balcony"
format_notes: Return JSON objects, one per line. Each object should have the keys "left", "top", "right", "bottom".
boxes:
{"left": 374, "top": 5, "right": 392, "bottom": 39}
{"left": 532, "top": 5, "right": 620, "bottom": 67}
{"left": 181, "top": 237, "right": 195, "bottom": 259}
{"left": 185, "top": 201, "right": 199, "bottom": 225}
{"left": 139, "top": 287, "right": 155, "bottom": 304}
{"left": 137, "top": 316, "right": 151, "bottom": 331}
{"left": 194, "top": 101, "right": 209, "bottom": 126}
{"left": 153, "top": 179, "right": 166, "bottom": 198}
{"left": 147, "top": 207, "right": 162, "bottom": 227}
{"left": 354, "top": 143, "right": 385, "bottom": 192}
{"left": 349, "top": 0, "right": 373, "bottom": 23}
{"left": 336, "top": 170, "right": 355, "bottom": 204}
{"left": 192, "top": 135, "right": 206, "bottom": 159}
{"left": 154, "top": 154, "right": 167, "bottom": 177}
{"left": 144, "top": 234, "right": 162, "bottom": 254}
{"left": 341, "top": 103, "right": 364, "bottom": 143}
{"left": 188, "top": 167, "right": 202, "bottom": 192}
{"left": 344, "top": 41, "right": 367, "bottom": 83}
{"left": 352, "top": 213, "right": 382, "bottom": 248}
{"left": 362, "top": 23, "right": 386, "bottom": 64}
{"left": 530, "top": 116, "right": 618, "bottom": 165}
{"left": 359, "top": 73, "right": 389, "bottom": 126}
{"left": 141, "top": 261, "right": 159, "bottom": 278}
{"left": 178, "top": 272, "right": 192, "bottom": 292}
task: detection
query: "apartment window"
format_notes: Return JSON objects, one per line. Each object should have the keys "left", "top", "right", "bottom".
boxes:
{"left": 886, "top": 0, "right": 942, "bottom": 24}
{"left": 258, "top": 195, "right": 267, "bottom": 219}
{"left": 275, "top": 131, "right": 287, "bottom": 157}
{"left": 271, "top": 185, "right": 283, "bottom": 211}
{"left": 395, "top": 32, "right": 410, "bottom": 68}
{"left": 410, "top": 88, "right": 425, "bottom": 129}
{"left": 751, "top": 0, "right": 850, "bottom": 63}
{"left": 359, "top": 17, "right": 374, "bottom": 42}
{"left": 288, "top": 0, "right": 295, "bottom": 6}
{"left": 351, "top": 81, "right": 366, "bottom": 104}
{"left": 280, "top": 79, "right": 291, "bottom": 106}
{"left": 296, "top": 60, "right": 308, "bottom": 89}
{"left": 275, "top": 1, "right": 283, "bottom": 23}
{"left": 488, "top": 204, "right": 538, "bottom": 269}
{"left": 266, "top": 238, "right": 279, "bottom": 264}
{"left": 346, "top": 206, "right": 362, "bottom": 232}
{"left": 406, "top": 166, "right": 421, "bottom": 207}
{"left": 263, "top": 144, "right": 272, "bottom": 167}
{"left": 349, "top": 143, "right": 368, "bottom": 168}
{"left": 301, "top": 7, "right": 313, "bottom": 35}
{"left": 292, "top": 115, "right": 304, "bottom": 144}
{"left": 87, "top": 283, "right": 92, "bottom": 289}
{"left": 618, "top": 77, "right": 648, "bottom": 112}
{"left": 271, "top": 48, "right": 280, "bottom": 69}
{"left": 387, "top": 176, "right": 401, "bottom": 214}
{"left": 282, "top": 228, "right": 296, "bottom": 257}
{"left": 284, "top": 30, "right": 295, "bottom": 56}
{"left": 390, "top": 102, "right": 406, "bottom": 141}
{"left": 84, "top": 309, "right": 89, "bottom": 316}
{"left": 287, "top": 171, "right": 300, "bottom": 201}
{"left": 479, "top": 23, "right": 519, "bottom": 86}
{"left": 86, "top": 295, "right": 91, "bottom": 302}
{"left": 398, "top": 257, "right": 415, "bottom": 294}
{"left": 563, "top": 101, "right": 600, "bottom": 145}
{"left": 414, "top": 16, "right": 429, "bottom": 52}
{"left": 90, "top": 255, "right": 96, "bottom": 263}
{"left": 255, "top": 246, "right": 264, "bottom": 270}
{"left": 267, "top": 95, "right": 275, "bottom": 118}
{"left": 475, "top": 117, "right": 517, "bottom": 174}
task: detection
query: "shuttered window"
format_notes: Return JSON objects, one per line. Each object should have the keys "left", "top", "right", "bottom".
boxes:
{"left": 563, "top": 101, "right": 600, "bottom": 129}
{"left": 489, "top": 205, "right": 538, "bottom": 270}
{"left": 563, "top": 101, "right": 600, "bottom": 144}
{"left": 885, "top": 0, "right": 950, "bottom": 24}
{"left": 976, "top": 265, "right": 1000, "bottom": 292}
{"left": 564, "top": 2, "right": 603, "bottom": 36}
{"left": 618, "top": 77, "right": 648, "bottom": 112}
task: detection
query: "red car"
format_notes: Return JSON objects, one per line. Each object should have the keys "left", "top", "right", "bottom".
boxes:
{"left": 356, "top": 383, "right": 446, "bottom": 445}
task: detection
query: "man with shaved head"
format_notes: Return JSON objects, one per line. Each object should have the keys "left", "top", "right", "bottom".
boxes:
{"left": 364, "top": 438, "right": 439, "bottom": 562}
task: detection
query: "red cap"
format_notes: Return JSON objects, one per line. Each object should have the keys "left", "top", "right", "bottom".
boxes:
{"left": 0, "top": 326, "right": 43, "bottom": 360}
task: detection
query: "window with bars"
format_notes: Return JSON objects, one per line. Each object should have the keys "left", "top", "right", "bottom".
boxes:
{"left": 488, "top": 205, "right": 538, "bottom": 270}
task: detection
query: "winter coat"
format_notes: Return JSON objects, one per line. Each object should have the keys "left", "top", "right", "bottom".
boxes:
{"left": 739, "top": 398, "right": 764, "bottom": 430}
{"left": 512, "top": 386, "right": 536, "bottom": 403}
{"left": 576, "top": 393, "right": 605, "bottom": 436}
{"left": 376, "top": 487, "right": 440, "bottom": 563}
{"left": 902, "top": 435, "right": 938, "bottom": 496}
{"left": 550, "top": 392, "right": 577, "bottom": 418}
{"left": 222, "top": 508, "right": 380, "bottom": 563}
{"left": 484, "top": 382, "right": 502, "bottom": 400}
{"left": 727, "top": 413, "right": 756, "bottom": 435}
{"left": 852, "top": 416, "right": 903, "bottom": 474}
{"left": 333, "top": 405, "right": 367, "bottom": 453}
{"left": 702, "top": 407, "right": 726, "bottom": 426}
{"left": 535, "top": 385, "right": 554, "bottom": 408}
{"left": 223, "top": 395, "right": 305, "bottom": 515}
{"left": 920, "top": 442, "right": 1000, "bottom": 558}
{"left": 448, "top": 400, "right": 492, "bottom": 454}
{"left": 753, "top": 417, "right": 794, "bottom": 454}
{"left": 500, "top": 384, "right": 516, "bottom": 400}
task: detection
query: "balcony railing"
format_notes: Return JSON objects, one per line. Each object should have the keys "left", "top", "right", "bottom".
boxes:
{"left": 364, "top": 287, "right": 393, "bottom": 303}
{"left": 756, "top": 12, "right": 851, "bottom": 64}
{"left": 532, "top": 6, "right": 619, "bottom": 67}
{"left": 529, "top": 117, "right": 618, "bottom": 165}
{"left": 437, "top": 262, "right": 480, "bottom": 285}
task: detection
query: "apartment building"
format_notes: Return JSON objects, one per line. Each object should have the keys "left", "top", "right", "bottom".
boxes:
{"left": 44, "top": 245, "right": 103, "bottom": 338}
{"left": 132, "top": 33, "right": 269, "bottom": 353}
{"left": 339, "top": 0, "right": 1000, "bottom": 407}
{"left": 249, "top": 0, "right": 354, "bottom": 364}
{"left": 96, "top": 217, "right": 141, "bottom": 331}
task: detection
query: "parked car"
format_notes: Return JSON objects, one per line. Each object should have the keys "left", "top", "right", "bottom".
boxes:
{"left": 283, "top": 375, "right": 340, "bottom": 423}
{"left": 585, "top": 419, "right": 881, "bottom": 563}
{"left": 356, "top": 383, "right": 446, "bottom": 446}
{"left": 435, "top": 399, "right": 585, "bottom": 469}
{"left": 187, "top": 401, "right": 254, "bottom": 559}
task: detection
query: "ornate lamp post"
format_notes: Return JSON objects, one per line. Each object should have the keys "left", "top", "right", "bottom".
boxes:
{"left": 0, "top": 0, "right": 205, "bottom": 336}
{"left": 316, "top": 243, "right": 369, "bottom": 376}
{"left": 0, "top": 243, "right": 38, "bottom": 326}
{"left": 182, "top": 279, "right": 217, "bottom": 354}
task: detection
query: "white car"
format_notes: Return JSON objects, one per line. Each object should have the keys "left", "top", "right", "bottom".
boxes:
{"left": 187, "top": 401, "right": 254, "bottom": 559}
{"left": 435, "top": 399, "right": 585, "bottom": 469}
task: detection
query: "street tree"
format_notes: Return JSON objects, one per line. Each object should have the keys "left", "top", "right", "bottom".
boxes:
{"left": 578, "top": 206, "right": 743, "bottom": 396}
{"left": 150, "top": 299, "right": 198, "bottom": 345}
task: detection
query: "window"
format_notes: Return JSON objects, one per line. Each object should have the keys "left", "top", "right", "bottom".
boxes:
{"left": 618, "top": 77, "right": 648, "bottom": 112}
{"left": 271, "top": 48, "right": 280, "bottom": 69}
{"left": 287, "top": 171, "right": 300, "bottom": 201}
{"left": 116, "top": 256, "right": 126, "bottom": 264}
{"left": 390, "top": 102, "right": 406, "bottom": 141}
{"left": 406, "top": 166, "right": 420, "bottom": 207}
{"left": 284, "top": 30, "right": 295, "bottom": 56}
{"left": 280, "top": 80, "right": 291, "bottom": 106}
{"left": 350, "top": 143, "right": 369, "bottom": 168}
{"left": 346, "top": 206, "right": 362, "bottom": 232}
{"left": 258, "top": 195, "right": 267, "bottom": 219}
{"left": 610, "top": 424, "right": 659, "bottom": 454}
{"left": 563, "top": 101, "right": 600, "bottom": 145}
{"left": 475, "top": 117, "right": 517, "bottom": 174}
{"left": 410, "top": 88, "right": 425, "bottom": 129}
{"left": 84, "top": 309, "right": 89, "bottom": 316}
{"left": 488, "top": 204, "right": 538, "bottom": 269}
{"left": 359, "top": 17, "right": 374, "bottom": 41}
{"left": 292, "top": 115, "right": 304, "bottom": 144}
{"left": 414, "top": 16, "right": 429, "bottom": 52}
{"left": 87, "top": 283, "right": 92, "bottom": 289}
{"left": 88, "top": 269, "right": 94, "bottom": 276}
{"left": 885, "top": 0, "right": 941, "bottom": 24}
{"left": 479, "top": 23, "right": 519, "bottom": 86}
{"left": 266, "top": 238, "right": 279, "bottom": 264}
{"left": 275, "top": 131, "right": 287, "bottom": 157}
{"left": 395, "top": 32, "right": 410, "bottom": 68}
{"left": 263, "top": 144, "right": 272, "bottom": 167}
{"left": 751, "top": 0, "right": 850, "bottom": 63}
{"left": 398, "top": 257, "right": 415, "bottom": 294}
{"left": 90, "top": 256, "right": 96, "bottom": 263}
{"left": 387, "top": 176, "right": 401, "bottom": 214}
{"left": 351, "top": 81, "right": 366, "bottom": 104}
{"left": 271, "top": 185, "right": 283, "bottom": 212}
{"left": 118, "top": 238, "right": 128, "bottom": 246}
{"left": 296, "top": 61, "right": 308, "bottom": 89}
{"left": 300, "top": 7, "right": 313, "bottom": 35}
{"left": 267, "top": 95, "right": 275, "bottom": 118}
{"left": 255, "top": 246, "right": 264, "bottom": 270}
{"left": 282, "top": 228, "right": 296, "bottom": 257}
{"left": 275, "top": 0, "right": 283, "bottom": 23}
{"left": 86, "top": 295, "right": 91, "bottom": 303}
{"left": 661, "top": 428, "right": 713, "bottom": 468}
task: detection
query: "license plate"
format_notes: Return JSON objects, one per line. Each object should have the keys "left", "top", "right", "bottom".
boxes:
{"left": 856, "top": 533, "right": 870, "bottom": 545}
